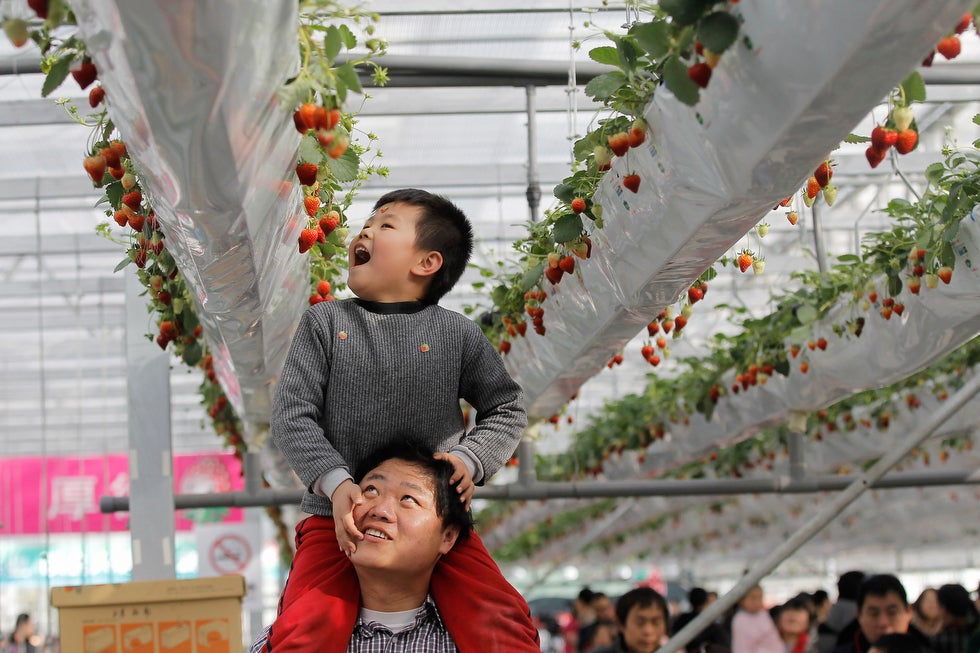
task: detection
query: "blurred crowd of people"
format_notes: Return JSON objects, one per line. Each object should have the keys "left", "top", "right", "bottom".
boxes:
{"left": 536, "top": 571, "right": 980, "bottom": 653}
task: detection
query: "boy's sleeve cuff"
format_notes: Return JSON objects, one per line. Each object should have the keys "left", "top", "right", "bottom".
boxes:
{"left": 316, "top": 467, "right": 354, "bottom": 500}
{"left": 449, "top": 445, "right": 483, "bottom": 484}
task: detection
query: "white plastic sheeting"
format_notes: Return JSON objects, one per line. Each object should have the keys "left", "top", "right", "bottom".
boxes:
{"left": 505, "top": 0, "right": 976, "bottom": 418}
{"left": 70, "top": 0, "right": 307, "bottom": 435}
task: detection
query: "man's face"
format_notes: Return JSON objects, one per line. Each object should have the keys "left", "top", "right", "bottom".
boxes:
{"left": 347, "top": 202, "right": 431, "bottom": 302}
{"left": 594, "top": 595, "right": 616, "bottom": 622}
{"left": 620, "top": 603, "right": 666, "bottom": 653}
{"left": 349, "top": 458, "right": 458, "bottom": 575}
{"left": 858, "top": 592, "right": 912, "bottom": 643}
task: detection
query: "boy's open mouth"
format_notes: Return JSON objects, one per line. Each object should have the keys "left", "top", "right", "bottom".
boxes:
{"left": 353, "top": 244, "right": 371, "bottom": 266}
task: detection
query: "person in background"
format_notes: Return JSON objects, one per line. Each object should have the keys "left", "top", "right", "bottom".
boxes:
{"left": 933, "top": 583, "right": 979, "bottom": 653}
{"left": 581, "top": 593, "right": 617, "bottom": 651}
{"left": 731, "top": 585, "right": 784, "bottom": 653}
{"left": 565, "top": 588, "right": 597, "bottom": 653}
{"left": 590, "top": 587, "right": 669, "bottom": 653}
{"left": 813, "top": 591, "right": 832, "bottom": 627}
{"left": 911, "top": 589, "right": 943, "bottom": 639}
{"left": 820, "top": 571, "right": 867, "bottom": 653}
{"left": 777, "top": 596, "right": 818, "bottom": 653}
{"left": 671, "top": 587, "right": 730, "bottom": 653}
{"left": 829, "top": 574, "right": 933, "bottom": 653}
{"left": 6, "top": 614, "right": 38, "bottom": 653}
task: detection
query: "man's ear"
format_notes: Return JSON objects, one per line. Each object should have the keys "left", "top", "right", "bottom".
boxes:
{"left": 412, "top": 250, "right": 443, "bottom": 278}
{"left": 439, "top": 526, "right": 460, "bottom": 555}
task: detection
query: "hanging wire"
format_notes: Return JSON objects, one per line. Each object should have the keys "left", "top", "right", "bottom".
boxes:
{"left": 565, "top": 0, "right": 578, "bottom": 166}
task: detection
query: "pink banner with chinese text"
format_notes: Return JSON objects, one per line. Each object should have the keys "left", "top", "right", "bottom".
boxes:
{"left": 0, "top": 453, "right": 244, "bottom": 535}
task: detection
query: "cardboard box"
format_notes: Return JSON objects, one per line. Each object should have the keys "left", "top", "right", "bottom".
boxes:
{"left": 51, "top": 576, "right": 246, "bottom": 653}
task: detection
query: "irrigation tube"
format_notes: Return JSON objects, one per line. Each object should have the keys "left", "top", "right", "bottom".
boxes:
{"left": 659, "top": 371, "right": 980, "bottom": 653}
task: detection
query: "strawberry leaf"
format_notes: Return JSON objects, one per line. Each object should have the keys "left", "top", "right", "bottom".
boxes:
{"left": 794, "top": 303, "right": 817, "bottom": 326}
{"left": 336, "top": 63, "right": 363, "bottom": 95}
{"left": 105, "top": 180, "right": 123, "bottom": 209}
{"left": 182, "top": 340, "right": 202, "bottom": 367}
{"left": 696, "top": 11, "right": 739, "bottom": 53}
{"left": 41, "top": 53, "right": 72, "bottom": 97}
{"left": 629, "top": 20, "right": 670, "bottom": 59}
{"left": 298, "top": 135, "right": 322, "bottom": 164}
{"left": 322, "top": 25, "right": 343, "bottom": 65}
{"left": 900, "top": 71, "right": 926, "bottom": 104}
{"left": 324, "top": 147, "right": 359, "bottom": 183}
{"left": 843, "top": 133, "right": 869, "bottom": 144}
{"left": 661, "top": 55, "right": 699, "bottom": 106}
{"left": 553, "top": 183, "right": 576, "bottom": 203}
{"left": 113, "top": 256, "right": 131, "bottom": 273}
{"left": 588, "top": 46, "right": 620, "bottom": 67}
{"left": 553, "top": 213, "right": 584, "bottom": 244}
{"left": 658, "top": 0, "right": 714, "bottom": 26}
{"left": 522, "top": 263, "right": 544, "bottom": 291}
{"left": 338, "top": 24, "right": 357, "bottom": 49}
{"left": 585, "top": 71, "right": 628, "bottom": 102}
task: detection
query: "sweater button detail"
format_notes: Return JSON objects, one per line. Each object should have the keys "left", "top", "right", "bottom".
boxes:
{"left": 338, "top": 331, "right": 348, "bottom": 340}
{"left": 419, "top": 343, "right": 430, "bottom": 352}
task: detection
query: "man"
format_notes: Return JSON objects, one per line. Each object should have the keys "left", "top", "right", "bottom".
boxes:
{"left": 251, "top": 441, "right": 474, "bottom": 652}
{"left": 819, "top": 571, "right": 866, "bottom": 653}
{"left": 591, "top": 587, "right": 669, "bottom": 653}
{"left": 671, "top": 587, "right": 729, "bottom": 653}
{"left": 830, "top": 574, "right": 933, "bottom": 653}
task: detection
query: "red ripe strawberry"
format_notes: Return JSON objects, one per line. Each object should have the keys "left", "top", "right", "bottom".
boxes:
{"left": 893, "top": 303, "right": 905, "bottom": 316}
{"left": 687, "top": 285, "right": 703, "bottom": 303}
{"left": 325, "top": 108, "right": 342, "bottom": 130}
{"left": 907, "top": 276, "right": 921, "bottom": 294}
{"left": 628, "top": 126, "right": 646, "bottom": 148}
{"left": 936, "top": 35, "right": 961, "bottom": 60}
{"left": 156, "top": 290, "right": 171, "bottom": 306}
{"left": 309, "top": 293, "right": 324, "bottom": 306}
{"left": 71, "top": 61, "right": 98, "bottom": 90}
{"left": 912, "top": 264, "right": 924, "bottom": 277}
{"left": 736, "top": 250, "right": 754, "bottom": 273}
{"left": 296, "top": 162, "right": 318, "bottom": 186}
{"left": 607, "top": 132, "right": 630, "bottom": 157}
{"left": 799, "top": 361, "right": 809, "bottom": 374}
{"left": 83, "top": 154, "right": 107, "bottom": 183}
{"left": 317, "top": 280, "right": 331, "bottom": 296}
{"left": 805, "top": 176, "right": 820, "bottom": 199}
{"left": 871, "top": 126, "right": 898, "bottom": 150}
{"left": 88, "top": 86, "right": 105, "bottom": 108}
{"left": 515, "top": 321, "right": 527, "bottom": 337}
{"left": 109, "top": 140, "right": 127, "bottom": 161}
{"left": 293, "top": 103, "right": 317, "bottom": 134}
{"left": 655, "top": 337, "right": 667, "bottom": 350}
{"left": 544, "top": 265, "right": 564, "bottom": 285}
{"left": 316, "top": 129, "right": 335, "bottom": 148}
{"left": 894, "top": 129, "right": 918, "bottom": 154}
{"left": 647, "top": 321, "right": 659, "bottom": 336}
{"left": 319, "top": 211, "right": 340, "bottom": 236}
{"left": 100, "top": 146, "right": 120, "bottom": 169}
{"left": 113, "top": 209, "right": 130, "bottom": 227}
{"left": 304, "top": 195, "right": 321, "bottom": 217}
{"left": 570, "top": 197, "right": 587, "bottom": 214}
{"left": 661, "top": 319, "right": 674, "bottom": 334}
{"left": 128, "top": 212, "right": 145, "bottom": 232}
{"left": 641, "top": 344, "right": 655, "bottom": 359}
{"left": 817, "top": 337, "right": 828, "bottom": 351}
{"left": 559, "top": 255, "right": 575, "bottom": 274}
{"left": 954, "top": 12, "right": 972, "bottom": 33}
{"left": 687, "top": 62, "right": 711, "bottom": 88}
{"left": 865, "top": 146, "right": 887, "bottom": 169}
{"left": 133, "top": 247, "right": 148, "bottom": 269}
{"left": 27, "top": 0, "right": 49, "bottom": 18}
{"left": 937, "top": 266, "right": 953, "bottom": 284}
{"left": 499, "top": 340, "right": 511, "bottom": 354}
{"left": 674, "top": 315, "right": 687, "bottom": 331}
{"left": 623, "top": 174, "right": 641, "bottom": 193}
{"left": 327, "top": 134, "right": 350, "bottom": 159}
{"left": 786, "top": 210, "right": 799, "bottom": 225}
{"left": 298, "top": 228, "right": 319, "bottom": 254}
{"left": 647, "top": 354, "right": 661, "bottom": 367}
{"left": 122, "top": 190, "right": 142, "bottom": 211}
{"left": 814, "top": 161, "right": 832, "bottom": 188}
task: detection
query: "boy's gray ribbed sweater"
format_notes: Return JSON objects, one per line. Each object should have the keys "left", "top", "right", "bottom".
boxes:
{"left": 272, "top": 298, "right": 528, "bottom": 516}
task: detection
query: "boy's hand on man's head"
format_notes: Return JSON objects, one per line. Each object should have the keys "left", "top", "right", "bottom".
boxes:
{"left": 433, "top": 451, "right": 474, "bottom": 509}
{"left": 331, "top": 479, "right": 364, "bottom": 556}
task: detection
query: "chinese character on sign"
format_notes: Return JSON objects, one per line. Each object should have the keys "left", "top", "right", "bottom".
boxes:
{"left": 47, "top": 475, "right": 98, "bottom": 520}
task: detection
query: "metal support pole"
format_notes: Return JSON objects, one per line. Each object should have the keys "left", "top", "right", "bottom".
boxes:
{"left": 525, "top": 85, "right": 541, "bottom": 222}
{"left": 660, "top": 372, "right": 980, "bottom": 653}
{"left": 125, "top": 273, "right": 176, "bottom": 581}
{"left": 517, "top": 439, "right": 537, "bottom": 486}
{"left": 788, "top": 431, "right": 806, "bottom": 483}
{"left": 811, "top": 201, "right": 828, "bottom": 274}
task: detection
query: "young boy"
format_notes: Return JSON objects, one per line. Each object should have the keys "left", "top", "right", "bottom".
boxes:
{"left": 260, "top": 189, "right": 537, "bottom": 652}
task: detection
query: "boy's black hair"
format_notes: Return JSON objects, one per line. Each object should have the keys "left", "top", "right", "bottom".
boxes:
{"left": 936, "top": 583, "right": 977, "bottom": 620}
{"left": 858, "top": 574, "right": 908, "bottom": 610}
{"left": 870, "top": 633, "right": 927, "bottom": 653}
{"left": 373, "top": 188, "right": 473, "bottom": 304}
{"left": 688, "top": 587, "right": 709, "bottom": 611}
{"left": 354, "top": 439, "right": 473, "bottom": 542}
{"left": 15, "top": 614, "right": 30, "bottom": 628}
{"left": 615, "top": 587, "right": 668, "bottom": 626}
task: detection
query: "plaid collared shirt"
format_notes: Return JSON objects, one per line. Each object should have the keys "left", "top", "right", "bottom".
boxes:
{"left": 248, "top": 596, "right": 458, "bottom": 653}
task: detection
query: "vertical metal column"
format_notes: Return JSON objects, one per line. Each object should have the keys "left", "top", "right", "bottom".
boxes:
{"left": 525, "top": 85, "right": 541, "bottom": 222}
{"left": 125, "top": 272, "right": 176, "bottom": 580}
